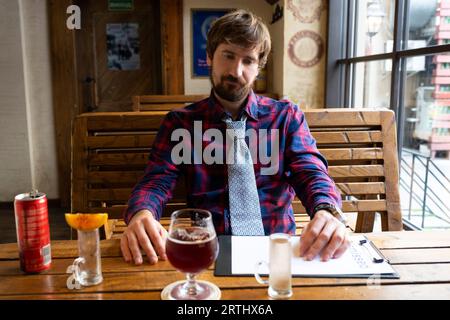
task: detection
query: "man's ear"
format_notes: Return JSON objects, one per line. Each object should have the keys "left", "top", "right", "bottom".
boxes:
{"left": 206, "top": 54, "right": 212, "bottom": 66}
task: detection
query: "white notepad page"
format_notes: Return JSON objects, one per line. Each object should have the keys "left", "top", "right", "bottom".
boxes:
{"left": 231, "top": 235, "right": 396, "bottom": 276}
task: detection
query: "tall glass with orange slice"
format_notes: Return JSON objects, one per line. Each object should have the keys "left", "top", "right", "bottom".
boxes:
{"left": 65, "top": 213, "right": 108, "bottom": 287}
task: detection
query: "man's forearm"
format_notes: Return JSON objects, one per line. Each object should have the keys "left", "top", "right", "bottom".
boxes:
{"left": 290, "top": 168, "right": 342, "bottom": 218}
{"left": 124, "top": 162, "right": 179, "bottom": 224}
{"left": 124, "top": 190, "right": 163, "bottom": 224}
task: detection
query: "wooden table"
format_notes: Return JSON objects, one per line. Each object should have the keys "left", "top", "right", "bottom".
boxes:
{"left": 1, "top": 231, "right": 450, "bottom": 300}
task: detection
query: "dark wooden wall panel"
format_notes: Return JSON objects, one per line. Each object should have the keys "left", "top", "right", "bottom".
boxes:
{"left": 160, "top": 0, "right": 184, "bottom": 94}
{"left": 49, "top": 0, "right": 184, "bottom": 205}
{"left": 48, "top": 0, "right": 77, "bottom": 207}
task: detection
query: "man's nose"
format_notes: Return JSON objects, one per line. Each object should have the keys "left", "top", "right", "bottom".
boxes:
{"left": 229, "top": 59, "right": 244, "bottom": 78}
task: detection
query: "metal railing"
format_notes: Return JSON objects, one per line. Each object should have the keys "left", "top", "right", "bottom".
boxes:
{"left": 400, "top": 148, "right": 450, "bottom": 229}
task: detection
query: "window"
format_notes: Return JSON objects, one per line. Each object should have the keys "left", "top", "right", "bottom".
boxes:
{"left": 327, "top": 0, "right": 450, "bottom": 230}
{"left": 353, "top": 59, "right": 392, "bottom": 108}
{"left": 327, "top": 0, "right": 450, "bottom": 146}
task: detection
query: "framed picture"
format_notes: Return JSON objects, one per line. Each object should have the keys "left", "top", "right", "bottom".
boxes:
{"left": 191, "top": 9, "right": 230, "bottom": 78}
{"left": 106, "top": 23, "right": 140, "bottom": 70}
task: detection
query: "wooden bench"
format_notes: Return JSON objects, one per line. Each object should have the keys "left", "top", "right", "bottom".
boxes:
{"left": 71, "top": 108, "right": 403, "bottom": 239}
{"left": 132, "top": 95, "right": 209, "bottom": 111}
{"left": 132, "top": 93, "right": 279, "bottom": 111}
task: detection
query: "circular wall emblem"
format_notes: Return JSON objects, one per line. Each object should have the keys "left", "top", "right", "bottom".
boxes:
{"left": 288, "top": 30, "right": 324, "bottom": 68}
{"left": 287, "top": 0, "right": 326, "bottom": 23}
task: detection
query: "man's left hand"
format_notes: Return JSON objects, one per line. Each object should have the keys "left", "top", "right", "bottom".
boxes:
{"left": 299, "top": 210, "right": 350, "bottom": 261}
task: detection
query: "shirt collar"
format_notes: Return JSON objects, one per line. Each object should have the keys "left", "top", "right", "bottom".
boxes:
{"left": 207, "top": 89, "right": 259, "bottom": 122}
{"left": 243, "top": 90, "right": 259, "bottom": 121}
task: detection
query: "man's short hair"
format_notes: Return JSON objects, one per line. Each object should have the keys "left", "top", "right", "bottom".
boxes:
{"left": 206, "top": 9, "right": 271, "bottom": 68}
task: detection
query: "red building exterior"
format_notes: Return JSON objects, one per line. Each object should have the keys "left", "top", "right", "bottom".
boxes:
{"left": 431, "top": 0, "right": 450, "bottom": 157}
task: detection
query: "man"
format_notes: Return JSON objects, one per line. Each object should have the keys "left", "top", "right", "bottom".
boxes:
{"left": 121, "top": 9, "right": 350, "bottom": 265}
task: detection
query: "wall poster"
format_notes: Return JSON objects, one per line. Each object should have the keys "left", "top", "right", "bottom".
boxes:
{"left": 106, "top": 23, "right": 140, "bottom": 70}
{"left": 192, "top": 9, "right": 229, "bottom": 77}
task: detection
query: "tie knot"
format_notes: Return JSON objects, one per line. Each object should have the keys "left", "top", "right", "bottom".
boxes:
{"left": 223, "top": 114, "right": 247, "bottom": 131}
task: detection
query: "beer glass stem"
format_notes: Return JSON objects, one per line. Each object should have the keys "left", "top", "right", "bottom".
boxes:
{"left": 183, "top": 273, "right": 199, "bottom": 296}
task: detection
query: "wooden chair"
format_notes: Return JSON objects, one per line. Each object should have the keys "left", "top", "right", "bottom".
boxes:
{"left": 305, "top": 108, "right": 402, "bottom": 232}
{"left": 71, "top": 108, "right": 402, "bottom": 239}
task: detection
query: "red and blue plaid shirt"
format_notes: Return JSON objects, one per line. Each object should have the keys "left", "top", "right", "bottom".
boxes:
{"left": 124, "top": 90, "right": 341, "bottom": 235}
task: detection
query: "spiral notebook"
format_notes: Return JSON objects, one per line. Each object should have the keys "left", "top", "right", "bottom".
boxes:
{"left": 214, "top": 234, "right": 399, "bottom": 279}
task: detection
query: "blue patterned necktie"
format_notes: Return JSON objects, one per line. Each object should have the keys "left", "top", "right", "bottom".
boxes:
{"left": 223, "top": 114, "right": 265, "bottom": 236}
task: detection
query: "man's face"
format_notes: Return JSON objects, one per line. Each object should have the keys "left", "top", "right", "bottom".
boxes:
{"left": 207, "top": 43, "right": 260, "bottom": 102}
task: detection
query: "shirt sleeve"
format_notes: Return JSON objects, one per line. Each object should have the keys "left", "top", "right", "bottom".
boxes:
{"left": 124, "top": 111, "right": 182, "bottom": 224}
{"left": 284, "top": 103, "right": 342, "bottom": 218}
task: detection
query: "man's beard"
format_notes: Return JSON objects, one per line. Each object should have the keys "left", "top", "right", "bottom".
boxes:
{"left": 210, "top": 68, "right": 252, "bottom": 102}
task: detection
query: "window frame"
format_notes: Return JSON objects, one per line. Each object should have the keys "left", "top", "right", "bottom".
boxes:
{"left": 326, "top": 0, "right": 450, "bottom": 155}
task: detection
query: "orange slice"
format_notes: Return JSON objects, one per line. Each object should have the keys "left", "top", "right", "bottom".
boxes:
{"left": 65, "top": 213, "right": 108, "bottom": 231}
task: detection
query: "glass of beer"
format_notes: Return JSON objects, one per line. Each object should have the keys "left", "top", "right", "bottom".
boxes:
{"left": 161, "top": 209, "right": 221, "bottom": 300}
{"left": 254, "top": 233, "right": 293, "bottom": 299}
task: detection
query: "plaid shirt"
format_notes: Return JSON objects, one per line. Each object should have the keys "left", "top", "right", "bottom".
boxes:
{"left": 124, "top": 90, "right": 341, "bottom": 235}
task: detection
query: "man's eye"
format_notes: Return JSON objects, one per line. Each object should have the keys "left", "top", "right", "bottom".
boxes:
{"left": 224, "top": 53, "right": 234, "bottom": 59}
{"left": 245, "top": 59, "right": 259, "bottom": 66}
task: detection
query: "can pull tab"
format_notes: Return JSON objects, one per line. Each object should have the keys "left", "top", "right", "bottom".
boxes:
{"left": 29, "top": 189, "right": 39, "bottom": 199}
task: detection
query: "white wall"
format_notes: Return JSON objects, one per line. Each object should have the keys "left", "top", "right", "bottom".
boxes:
{"left": 0, "top": 0, "right": 32, "bottom": 201}
{"left": 20, "top": 0, "right": 58, "bottom": 199}
{"left": 183, "top": 0, "right": 273, "bottom": 95}
{"left": 283, "top": 0, "right": 328, "bottom": 108}
{"left": 0, "top": 0, "right": 58, "bottom": 201}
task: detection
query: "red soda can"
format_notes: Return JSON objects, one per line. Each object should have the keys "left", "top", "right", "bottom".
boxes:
{"left": 14, "top": 190, "right": 52, "bottom": 273}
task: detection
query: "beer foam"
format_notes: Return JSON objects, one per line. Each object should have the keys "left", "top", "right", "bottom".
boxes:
{"left": 168, "top": 227, "right": 216, "bottom": 244}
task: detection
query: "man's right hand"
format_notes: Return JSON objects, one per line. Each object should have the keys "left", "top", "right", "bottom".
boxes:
{"left": 120, "top": 210, "right": 168, "bottom": 265}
